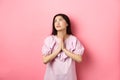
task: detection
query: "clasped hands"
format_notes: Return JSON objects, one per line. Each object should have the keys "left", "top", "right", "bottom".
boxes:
{"left": 57, "top": 37, "right": 66, "bottom": 52}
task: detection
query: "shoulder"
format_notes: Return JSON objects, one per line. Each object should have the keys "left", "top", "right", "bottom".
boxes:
{"left": 69, "top": 35, "right": 82, "bottom": 44}
{"left": 45, "top": 35, "right": 54, "bottom": 40}
{"left": 69, "top": 35, "right": 78, "bottom": 41}
{"left": 44, "top": 35, "right": 55, "bottom": 43}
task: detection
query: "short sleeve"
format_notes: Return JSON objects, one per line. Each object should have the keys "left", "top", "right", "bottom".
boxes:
{"left": 41, "top": 36, "right": 55, "bottom": 56}
{"left": 72, "top": 38, "right": 84, "bottom": 56}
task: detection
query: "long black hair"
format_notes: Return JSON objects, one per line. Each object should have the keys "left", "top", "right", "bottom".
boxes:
{"left": 51, "top": 13, "right": 73, "bottom": 35}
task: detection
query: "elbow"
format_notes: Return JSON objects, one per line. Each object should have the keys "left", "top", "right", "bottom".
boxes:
{"left": 42, "top": 55, "right": 49, "bottom": 64}
{"left": 42, "top": 57, "right": 48, "bottom": 64}
{"left": 43, "top": 59, "right": 48, "bottom": 64}
{"left": 77, "top": 57, "right": 82, "bottom": 63}
{"left": 43, "top": 61, "right": 47, "bottom": 64}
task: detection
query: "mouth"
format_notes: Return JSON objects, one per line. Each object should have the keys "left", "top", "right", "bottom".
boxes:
{"left": 56, "top": 26, "right": 61, "bottom": 28}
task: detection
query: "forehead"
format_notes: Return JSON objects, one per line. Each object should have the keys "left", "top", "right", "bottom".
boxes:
{"left": 55, "top": 16, "right": 64, "bottom": 19}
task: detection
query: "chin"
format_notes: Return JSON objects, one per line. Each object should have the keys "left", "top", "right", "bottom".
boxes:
{"left": 56, "top": 29, "right": 62, "bottom": 31}
{"left": 55, "top": 28, "right": 63, "bottom": 31}
{"left": 55, "top": 27, "right": 66, "bottom": 31}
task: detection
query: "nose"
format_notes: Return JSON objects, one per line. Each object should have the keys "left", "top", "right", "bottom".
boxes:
{"left": 55, "top": 21, "right": 60, "bottom": 25}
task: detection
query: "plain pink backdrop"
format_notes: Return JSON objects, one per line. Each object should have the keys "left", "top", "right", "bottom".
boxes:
{"left": 0, "top": 0, "right": 120, "bottom": 80}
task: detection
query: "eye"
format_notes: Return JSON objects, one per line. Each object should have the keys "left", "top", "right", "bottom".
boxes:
{"left": 54, "top": 19, "right": 57, "bottom": 22}
{"left": 59, "top": 18, "right": 63, "bottom": 21}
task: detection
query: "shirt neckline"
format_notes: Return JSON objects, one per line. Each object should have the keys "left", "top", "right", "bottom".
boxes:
{"left": 53, "top": 35, "right": 72, "bottom": 42}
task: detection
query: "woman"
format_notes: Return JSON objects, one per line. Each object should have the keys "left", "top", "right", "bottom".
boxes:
{"left": 42, "top": 13, "right": 84, "bottom": 80}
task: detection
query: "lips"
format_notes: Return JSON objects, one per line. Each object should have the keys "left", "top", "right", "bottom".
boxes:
{"left": 56, "top": 26, "right": 61, "bottom": 28}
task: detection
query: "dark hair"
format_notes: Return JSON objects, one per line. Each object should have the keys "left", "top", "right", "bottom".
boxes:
{"left": 52, "top": 13, "right": 72, "bottom": 35}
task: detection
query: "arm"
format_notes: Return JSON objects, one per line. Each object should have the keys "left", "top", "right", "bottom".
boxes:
{"left": 42, "top": 38, "right": 62, "bottom": 64}
{"left": 42, "top": 48, "right": 61, "bottom": 64}
{"left": 61, "top": 37, "right": 83, "bottom": 63}
{"left": 62, "top": 48, "right": 82, "bottom": 63}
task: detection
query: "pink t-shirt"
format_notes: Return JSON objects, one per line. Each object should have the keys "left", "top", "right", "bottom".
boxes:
{"left": 42, "top": 35, "right": 84, "bottom": 80}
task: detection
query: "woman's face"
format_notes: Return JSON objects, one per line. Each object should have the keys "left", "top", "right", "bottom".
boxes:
{"left": 54, "top": 16, "right": 68, "bottom": 31}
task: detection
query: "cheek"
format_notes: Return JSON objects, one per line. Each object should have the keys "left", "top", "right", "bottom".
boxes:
{"left": 54, "top": 23, "right": 56, "bottom": 26}
{"left": 54, "top": 22, "right": 58, "bottom": 26}
{"left": 61, "top": 22, "right": 67, "bottom": 26}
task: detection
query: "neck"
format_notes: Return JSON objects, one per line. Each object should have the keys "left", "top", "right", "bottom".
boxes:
{"left": 57, "top": 29, "right": 67, "bottom": 38}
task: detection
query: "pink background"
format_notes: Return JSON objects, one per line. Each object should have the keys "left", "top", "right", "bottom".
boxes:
{"left": 0, "top": 0, "right": 120, "bottom": 80}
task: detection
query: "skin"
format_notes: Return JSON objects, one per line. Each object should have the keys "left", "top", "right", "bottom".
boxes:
{"left": 42, "top": 16, "right": 82, "bottom": 64}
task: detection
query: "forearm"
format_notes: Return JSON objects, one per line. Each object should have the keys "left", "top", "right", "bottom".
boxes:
{"left": 42, "top": 48, "right": 60, "bottom": 64}
{"left": 63, "top": 49, "right": 82, "bottom": 62}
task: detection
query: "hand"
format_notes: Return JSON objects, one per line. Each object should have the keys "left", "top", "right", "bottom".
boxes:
{"left": 57, "top": 38, "right": 63, "bottom": 52}
{"left": 61, "top": 39, "right": 65, "bottom": 50}
{"left": 58, "top": 37, "right": 65, "bottom": 51}
{"left": 59, "top": 37, "right": 65, "bottom": 51}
